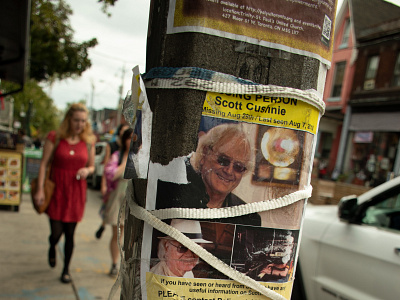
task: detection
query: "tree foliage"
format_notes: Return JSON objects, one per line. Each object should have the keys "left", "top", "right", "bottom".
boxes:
{"left": 99, "top": 0, "right": 118, "bottom": 4}
{"left": 1, "top": 0, "right": 113, "bottom": 137}
{"left": 4, "top": 80, "right": 61, "bottom": 138}
{"left": 97, "top": 0, "right": 118, "bottom": 15}
{"left": 30, "top": 0, "right": 98, "bottom": 82}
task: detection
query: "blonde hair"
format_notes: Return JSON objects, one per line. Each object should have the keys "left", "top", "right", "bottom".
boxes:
{"left": 58, "top": 103, "right": 96, "bottom": 144}
{"left": 191, "top": 123, "right": 252, "bottom": 172}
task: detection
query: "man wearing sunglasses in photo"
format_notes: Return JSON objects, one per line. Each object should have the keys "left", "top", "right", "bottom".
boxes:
{"left": 156, "top": 123, "right": 261, "bottom": 226}
{"left": 150, "top": 219, "right": 212, "bottom": 278}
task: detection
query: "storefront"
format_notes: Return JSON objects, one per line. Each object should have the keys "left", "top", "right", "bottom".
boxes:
{"left": 315, "top": 114, "right": 342, "bottom": 179}
{"left": 341, "top": 111, "right": 400, "bottom": 187}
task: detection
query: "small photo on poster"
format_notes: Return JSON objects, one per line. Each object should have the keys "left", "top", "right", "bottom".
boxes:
{"left": 253, "top": 126, "right": 305, "bottom": 187}
{"left": 149, "top": 219, "right": 235, "bottom": 279}
{"left": 155, "top": 117, "right": 262, "bottom": 227}
{"left": 231, "top": 226, "right": 298, "bottom": 283}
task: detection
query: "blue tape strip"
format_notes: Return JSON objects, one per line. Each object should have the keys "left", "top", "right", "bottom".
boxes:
{"left": 143, "top": 67, "right": 259, "bottom": 86}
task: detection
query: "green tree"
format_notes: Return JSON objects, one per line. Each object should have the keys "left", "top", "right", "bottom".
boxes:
{"left": 2, "top": 0, "right": 111, "bottom": 136}
{"left": 8, "top": 80, "right": 61, "bottom": 137}
{"left": 30, "top": 0, "right": 98, "bottom": 82}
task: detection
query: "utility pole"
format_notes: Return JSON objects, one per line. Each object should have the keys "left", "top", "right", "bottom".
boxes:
{"left": 121, "top": 1, "right": 337, "bottom": 299}
{"left": 25, "top": 99, "right": 33, "bottom": 137}
{"left": 90, "top": 80, "right": 95, "bottom": 124}
{"left": 116, "top": 65, "right": 125, "bottom": 126}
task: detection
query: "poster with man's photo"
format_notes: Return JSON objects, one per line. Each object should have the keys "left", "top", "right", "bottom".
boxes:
{"left": 145, "top": 218, "right": 299, "bottom": 299}
{"left": 147, "top": 92, "right": 318, "bottom": 229}
{"left": 136, "top": 90, "right": 320, "bottom": 299}
{"left": 148, "top": 219, "right": 298, "bottom": 282}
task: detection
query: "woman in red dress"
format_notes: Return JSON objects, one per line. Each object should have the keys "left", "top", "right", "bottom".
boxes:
{"left": 34, "top": 103, "right": 96, "bottom": 283}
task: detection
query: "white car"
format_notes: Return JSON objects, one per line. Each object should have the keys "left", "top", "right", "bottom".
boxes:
{"left": 293, "top": 176, "right": 400, "bottom": 300}
{"left": 89, "top": 142, "right": 107, "bottom": 189}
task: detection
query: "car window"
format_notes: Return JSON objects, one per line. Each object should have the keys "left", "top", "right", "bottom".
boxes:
{"left": 362, "top": 192, "right": 400, "bottom": 231}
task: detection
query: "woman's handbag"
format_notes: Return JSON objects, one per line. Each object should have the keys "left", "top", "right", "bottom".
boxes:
{"left": 30, "top": 167, "right": 55, "bottom": 214}
{"left": 31, "top": 138, "right": 59, "bottom": 214}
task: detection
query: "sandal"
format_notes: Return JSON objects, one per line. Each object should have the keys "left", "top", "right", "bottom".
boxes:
{"left": 60, "top": 273, "right": 72, "bottom": 284}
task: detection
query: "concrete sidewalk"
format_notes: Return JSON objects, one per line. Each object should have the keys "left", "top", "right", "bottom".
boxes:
{"left": 0, "top": 188, "right": 121, "bottom": 300}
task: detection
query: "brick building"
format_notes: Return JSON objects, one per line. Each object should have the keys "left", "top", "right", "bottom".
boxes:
{"left": 318, "top": 0, "right": 400, "bottom": 187}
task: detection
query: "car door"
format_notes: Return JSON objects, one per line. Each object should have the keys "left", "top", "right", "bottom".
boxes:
{"left": 312, "top": 189, "right": 400, "bottom": 300}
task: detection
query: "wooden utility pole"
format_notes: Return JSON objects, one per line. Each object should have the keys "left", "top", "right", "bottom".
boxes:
{"left": 121, "top": 1, "right": 337, "bottom": 299}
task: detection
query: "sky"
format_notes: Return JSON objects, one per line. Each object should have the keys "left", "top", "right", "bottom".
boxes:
{"left": 42, "top": 0, "right": 151, "bottom": 111}
{"left": 43, "top": 0, "right": 400, "bottom": 111}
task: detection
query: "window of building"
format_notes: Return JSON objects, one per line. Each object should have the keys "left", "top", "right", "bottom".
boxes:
{"left": 343, "top": 131, "right": 400, "bottom": 187}
{"left": 364, "top": 55, "right": 380, "bottom": 90}
{"left": 331, "top": 61, "right": 346, "bottom": 98}
{"left": 392, "top": 53, "right": 400, "bottom": 87}
{"left": 339, "top": 19, "right": 351, "bottom": 49}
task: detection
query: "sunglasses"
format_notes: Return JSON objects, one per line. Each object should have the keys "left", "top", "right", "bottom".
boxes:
{"left": 168, "top": 241, "right": 190, "bottom": 253}
{"left": 216, "top": 154, "right": 247, "bottom": 173}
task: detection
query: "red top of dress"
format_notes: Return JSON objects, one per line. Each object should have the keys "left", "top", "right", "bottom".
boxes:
{"left": 46, "top": 131, "right": 89, "bottom": 222}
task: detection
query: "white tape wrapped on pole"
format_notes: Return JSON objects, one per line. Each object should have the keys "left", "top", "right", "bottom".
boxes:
{"left": 142, "top": 67, "right": 325, "bottom": 114}
{"left": 151, "top": 185, "right": 312, "bottom": 220}
{"left": 128, "top": 184, "right": 287, "bottom": 300}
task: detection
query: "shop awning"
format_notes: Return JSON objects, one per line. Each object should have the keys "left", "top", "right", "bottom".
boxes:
{"left": 349, "top": 112, "right": 400, "bottom": 132}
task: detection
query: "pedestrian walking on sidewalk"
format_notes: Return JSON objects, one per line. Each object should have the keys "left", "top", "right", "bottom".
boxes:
{"left": 101, "top": 127, "right": 133, "bottom": 276}
{"left": 34, "top": 103, "right": 96, "bottom": 283}
{"left": 95, "top": 123, "right": 129, "bottom": 239}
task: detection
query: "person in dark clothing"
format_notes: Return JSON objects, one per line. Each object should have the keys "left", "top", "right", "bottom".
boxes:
{"left": 33, "top": 137, "right": 42, "bottom": 149}
{"left": 156, "top": 123, "right": 261, "bottom": 226}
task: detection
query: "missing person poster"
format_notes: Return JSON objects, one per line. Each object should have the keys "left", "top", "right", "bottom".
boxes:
{"left": 167, "top": 0, "right": 336, "bottom": 66}
{"left": 139, "top": 91, "right": 320, "bottom": 299}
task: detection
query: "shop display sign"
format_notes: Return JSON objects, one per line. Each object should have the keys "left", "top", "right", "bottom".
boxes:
{"left": 0, "top": 150, "right": 22, "bottom": 206}
{"left": 354, "top": 131, "right": 373, "bottom": 143}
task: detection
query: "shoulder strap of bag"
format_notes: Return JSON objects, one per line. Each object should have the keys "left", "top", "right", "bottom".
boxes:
{"left": 86, "top": 142, "right": 92, "bottom": 166}
{"left": 87, "top": 142, "right": 92, "bottom": 154}
{"left": 49, "top": 137, "right": 60, "bottom": 165}
{"left": 46, "top": 137, "right": 60, "bottom": 179}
